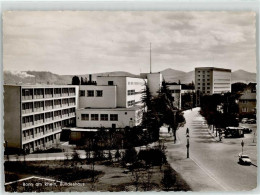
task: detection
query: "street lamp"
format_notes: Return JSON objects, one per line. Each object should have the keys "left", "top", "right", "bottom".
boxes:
{"left": 186, "top": 133, "right": 190, "bottom": 158}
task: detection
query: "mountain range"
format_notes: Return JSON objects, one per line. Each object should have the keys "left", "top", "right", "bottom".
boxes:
{"left": 3, "top": 69, "right": 256, "bottom": 85}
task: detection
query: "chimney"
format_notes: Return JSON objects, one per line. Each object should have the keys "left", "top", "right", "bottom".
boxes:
{"left": 89, "top": 74, "right": 92, "bottom": 82}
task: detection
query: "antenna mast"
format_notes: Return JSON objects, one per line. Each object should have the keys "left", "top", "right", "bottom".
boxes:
{"left": 150, "top": 42, "right": 152, "bottom": 73}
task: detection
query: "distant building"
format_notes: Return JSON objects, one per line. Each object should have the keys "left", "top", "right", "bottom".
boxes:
{"left": 167, "top": 84, "right": 182, "bottom": 109}
{"left": 238, "top": 83, "right": 256, "bottom": 114}
{"left": 195, "top": 67, "right": 231, "bottom": 95}
{"left": 4, "top": 85, "right": 79, "bottom": 152}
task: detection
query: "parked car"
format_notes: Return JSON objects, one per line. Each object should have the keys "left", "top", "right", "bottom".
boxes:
{"left": 239, "top": 154, "right": 251, "bottom": 165}
{"left": 241, "top": 118, "right": 248, "bottom": 124}
{"left": 247, "top": 119, "right": 256, "bottom": 124}
{"left": 242, "top": 127, "right": 253, "bottom": 133}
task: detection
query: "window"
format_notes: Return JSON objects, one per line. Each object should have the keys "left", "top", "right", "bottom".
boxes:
{"left": 242, "top": 107, "right": 248, "bottom": 112}
{"left": 203, "top": 79, "right": 205, "bottom": 82}
{"left": 203, "top": 83, "right": 205, "bottom": 86}
{"left": 207, "top": 91, "right": 210, "bottom": 93}
{"left": 87, "top": 90, "right": 94, "bottom": 97}
{"left": 96, "top": 90, "right": 103, "bottom": 97}
{"left": 81, "top": 114, "right": 89, "bottom": 120}
{"left": 198, "top": 83, "right": 200, "bottom": 85}
{"left": 110, "top": 114, "right": 118, "bottom": 121}
{"left": 198, "top": 79, "right": 200, "bottom": 81}
{"left": 207, "top": 87, "right": 210, "bottom": 89}
{"left": 207, "top": 83, "right": 210, "bottom": 85}
{"left": 101, "top": 114, "right": 108, "bottom": 121}
{"left": 108, "top": 81, "right": 114, "bottom": 85}
{"left": 207, "top": 79, "right": 210, "bottom": 81}
{"left": 128, "top": 100, "right": 135, "bottom": 107}
{"left": 91, "top": 114, "right": 99, "bottom": 121}
{"left": 80, "top": 90, "right": 85, "bottom": 97}
{"left": 127, "top": 90, "right": 135, "bottom": 95}
{"left": 198, "top": 87, "right": 200, "bottom": 89}
{"left": 198, "top": 71, "right": 200, "bottom": 73}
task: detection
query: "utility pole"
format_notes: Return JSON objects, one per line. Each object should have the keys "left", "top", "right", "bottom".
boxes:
{"left": 150, "top": 42, "right": 152, "bottom": 73}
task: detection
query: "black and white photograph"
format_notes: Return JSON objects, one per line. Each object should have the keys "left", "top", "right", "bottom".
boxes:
{"left": 2, "top": 7, "right": 258, "bottom": 193}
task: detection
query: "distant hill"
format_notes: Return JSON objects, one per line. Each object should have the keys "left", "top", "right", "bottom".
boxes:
{"left": 3, "top": 69, "right": 256, "bottom": 85}
{"left": 231, "top": 70, "right": 256, "bottom": 83}
{"left": 4, "top": 71, "right": 138, "bottom": 85}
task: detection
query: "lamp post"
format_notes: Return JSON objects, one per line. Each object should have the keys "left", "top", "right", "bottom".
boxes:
{"left": 186, "top": 133, "right": 190, "bottom": 158}
{"left": 241, "top": 140, "right": 244, "bottom": 154}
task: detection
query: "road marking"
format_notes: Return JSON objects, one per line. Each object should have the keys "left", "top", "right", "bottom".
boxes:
{"left": 190, "top": 155, "right": 233, "bottom": 191}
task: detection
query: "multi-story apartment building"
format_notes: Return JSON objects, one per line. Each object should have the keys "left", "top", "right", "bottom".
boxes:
{"left": 76, "top": 76, "right": 146, "bottom": 128}
{"left": 195, "top": 67, "right": 231, "bottom": 95}
{"left": 4, "top": 85, "right": 79, "bottom": 152}
{"left": 238, "top": 83, "right": 257, "bottom": 114}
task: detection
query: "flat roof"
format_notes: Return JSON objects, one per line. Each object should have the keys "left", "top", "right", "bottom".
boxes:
{"left": 195, "top": 67, "right": 231, "bottom": 72}
{"left": 78, "top": 105, "right": 143, "bottom": 111}
{"left": 70, "top": 128, "right": 98, "bottom": 132}
{"left": 97, "top": 75, "right": 142, "bottom": 79}
{"left": 4, "top": 84, "right": 78, "bottom": 88}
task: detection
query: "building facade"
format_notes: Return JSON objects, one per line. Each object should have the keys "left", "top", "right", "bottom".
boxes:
{"left": 4, "top": 85, "right": 79, "bottom": 152}
{"left": 195, "top": 67, "right": 231, "bottom": 95}
{"left": 76, "top": 76, "right": 146, "bottom": 128}
{"left": 167, "top": 84, "right": 182, "bottom": 109}
{"left": 238, "top": 83, "right": 257, "bottom": 114}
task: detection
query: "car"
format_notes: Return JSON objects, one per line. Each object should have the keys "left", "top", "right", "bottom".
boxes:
{"left": 247, "top": 119, "right": 256, "bottom": 124}
{"left": 239, "top": 154, "right": 251, "bottom": 165}
{"left": 242, "top": 127, "right": 252, "bottom": 133}
{"left": 241, "top": 118, "right": 248, "bottom": 124}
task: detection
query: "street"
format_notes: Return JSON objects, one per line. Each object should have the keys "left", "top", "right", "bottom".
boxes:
{"left": 165, "top": 107, "right": 257, "bottom": 191}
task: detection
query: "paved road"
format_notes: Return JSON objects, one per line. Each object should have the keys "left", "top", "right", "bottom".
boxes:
{"left": 165, "top": 107, "right": 257, "bottom": 192}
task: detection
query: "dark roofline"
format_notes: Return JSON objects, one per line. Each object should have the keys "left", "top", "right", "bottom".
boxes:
{"left": 195, "top": 67, "right": 231, "bottom": 72}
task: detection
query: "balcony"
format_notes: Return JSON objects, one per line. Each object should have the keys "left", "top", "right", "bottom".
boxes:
{"left": 22, "top": 109, "right": 33, "bottom": 114}
{"left": 22, "top": 96, "right": 33, "bottom": 101}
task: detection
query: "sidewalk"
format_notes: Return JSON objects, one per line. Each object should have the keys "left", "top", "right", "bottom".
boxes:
{"left": 164, "top": 108, "right": 228, "bottom": 191}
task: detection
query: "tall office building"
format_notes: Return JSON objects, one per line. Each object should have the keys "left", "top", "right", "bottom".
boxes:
{"left": 195, "top": 67, "right": 231, "bottom": 95}
{"left": 4, "top": 85, "right": 79, "bottom": 153}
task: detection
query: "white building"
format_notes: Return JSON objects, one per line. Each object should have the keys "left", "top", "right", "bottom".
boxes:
{"left": 195, "top": 67, "right": 231, "bottom": 95}
{"left": 4, "top": 85, "right": 79, "bottom": 152}
{"left": 76, "top": 76, "right": 146, "bottom": 128}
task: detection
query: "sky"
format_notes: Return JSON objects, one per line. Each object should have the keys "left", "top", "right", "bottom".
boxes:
{"left": 3, "top": 11, "right": 256, "bottom": 75}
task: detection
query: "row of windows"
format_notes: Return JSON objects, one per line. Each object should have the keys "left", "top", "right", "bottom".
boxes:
{"left": 197, "top": 79, "right": 210, "bottom": 82}
{"left": 198, "top": 87, "right": 210, "bottom": 90}
{"left": 81, "top": 114, "right": 118, "bottom": 121}
{"left": 22, "top": 88, "right": 76, "bottom": 99}
{"left": 197, "top": 70, "right": 210, "bottom": 73}
{"left": 127, "top": 90, "right": 135, "bottom": 95}
{"left": 22, "top": 98, "right": 75, "bottom": 110}
{"left": 127, "top": 81, "right": 144, "bottom": 85}
{"left": 170, "top": 90, "right": 181, "bottom": 93}
{"left": 80, "top": 90, "right": 103, "bottom": 97}
{"left": 197, "top": 75, "right": 210, "bottom": 78}
{"left": 128, "top": 100, "right": 135, "bottom": 107}
{"left": 22, "top": 108, "right": 75, "bottom": 125}
{"left": 197, "top": 83, "right": 210, "bottom": 86}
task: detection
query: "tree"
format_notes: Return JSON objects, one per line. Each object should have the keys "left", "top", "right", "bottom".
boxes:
{"left": 141, "top": 82, "right": 160, "bottom": 141}
{"left": 81, "top": 77, "right": 84, "bottom": 85}
{"left": 115, "top": 149, "right": 121, "bottom": 162}
{"left": 71, "top": 76, "right": 80, "bottom": 85}
{"left": 154, "top": 80, "right": 185, "bottom": 142}
{"left": 161, "top": 167, "right": 176, "bottom": 191}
